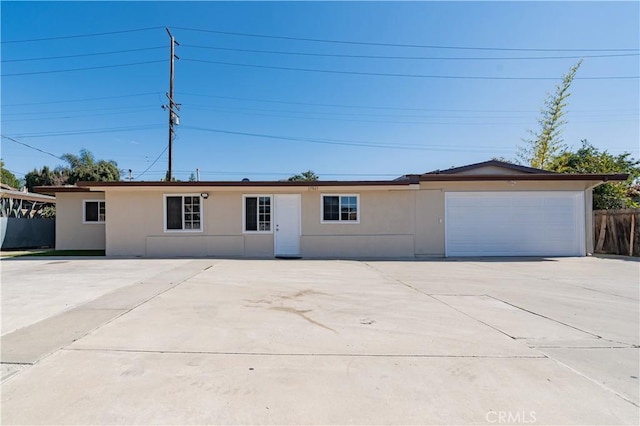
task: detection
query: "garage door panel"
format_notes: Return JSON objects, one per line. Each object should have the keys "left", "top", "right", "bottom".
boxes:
{"left": 445, "top": 192, "right": 585, "bottom": 257}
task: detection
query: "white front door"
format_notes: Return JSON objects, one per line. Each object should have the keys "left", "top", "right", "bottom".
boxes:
{"left": 274, "top": 194, "right": 301, "bottom": 257}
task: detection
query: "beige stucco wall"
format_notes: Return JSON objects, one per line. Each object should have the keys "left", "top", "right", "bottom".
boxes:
{"left": 102, "top": 188, "right": 417, "bottom": 258}
{"left": 301, "top": 190, "right": 415, "bottom": 258}
{"left": 55, "top": 192, "right": 105, "bottom": 250}
{"left": 76, "top": 178, "right": 599, "bottom": 258}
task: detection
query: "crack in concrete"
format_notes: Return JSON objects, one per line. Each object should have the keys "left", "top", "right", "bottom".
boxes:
{"left": 361, "top": 261, "right": 640, "bottom": 409}
{"left": 485, "top": 295, "right": 602, "bottom": 339}
{"left": 470, "top": 261, "right": 638, "bottom": 302}
{"left": 64, "top": 348, "right": 546, "bottom": 358}
{"left": 1, "top": 261, "right": 216, "bottom": 369}
{"left": 539, "top": 349, "right": 640, "bottom": 408}
{"left": 361, "top": 262, "right": 519, "bottom": 341}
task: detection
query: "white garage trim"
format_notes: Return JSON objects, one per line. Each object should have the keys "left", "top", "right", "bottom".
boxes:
{"left": 445, "top": 191, "right": 586, "bottom": 257}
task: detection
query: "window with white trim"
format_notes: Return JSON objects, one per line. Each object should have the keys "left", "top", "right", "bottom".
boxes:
{"left": 83, "top": 200, "right": 105, "bottom": 223}
{"left": 244, "top": 195, "right": 271, "bottom": 232}
{"left": 165, "top": 195, "right": 202, "bottom": 231}
{"left": 322, "top": 194, "right": 359, "bottom": 223}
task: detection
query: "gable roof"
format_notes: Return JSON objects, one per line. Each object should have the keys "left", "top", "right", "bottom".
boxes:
{"left": 424, "top": 160, "right": 553, "bottom": 175}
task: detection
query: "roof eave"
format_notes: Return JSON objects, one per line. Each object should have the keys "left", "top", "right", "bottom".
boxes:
{"left": 418, "top": 173, "right": 629, "bottom": 182}
{"left": 76, "top": 180, "right": 412, "bottom": 188}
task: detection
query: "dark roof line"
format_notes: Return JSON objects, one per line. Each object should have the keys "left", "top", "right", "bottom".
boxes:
{"left": 74, "top": 179, "right": 416, "bottom": 188}
{"left": 417, "top": 173, "right": 628, "bottom": 182}
{"left": 424, "top": 159, "right": 553, "bottom": 175}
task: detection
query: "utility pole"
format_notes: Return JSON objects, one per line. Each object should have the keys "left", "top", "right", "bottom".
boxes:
{"left": 163, "top": 27, "right": 180, "bottom": 181}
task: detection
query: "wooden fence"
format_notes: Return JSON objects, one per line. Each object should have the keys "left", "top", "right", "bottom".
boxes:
{"left": 593, "top": 208, "right": 640, "bottom": 257}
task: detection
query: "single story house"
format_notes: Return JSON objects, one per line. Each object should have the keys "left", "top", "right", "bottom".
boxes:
{"left": 36, "top": 160, "right": 627, "bottom": 258}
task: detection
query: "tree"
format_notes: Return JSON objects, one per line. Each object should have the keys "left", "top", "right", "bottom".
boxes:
{"left": 518, "top": 60, "right": 582, "bottom": 169}
{"left": 61, "top": 149, "right": 120, "bottom": 184}
{"left": 25, "top": 149, "right": 120, "bottom": 192}
{"left": 25, "top": 166, "right": 68, "bottom": 192}
{"left": 548, "top": 140, "right": 640, "bottom": 209}
{"left": 0, "top": 160, "right": 21, "bottom": 189}
{"left": 288, "top": 170, "right": 319, "bottom": 182}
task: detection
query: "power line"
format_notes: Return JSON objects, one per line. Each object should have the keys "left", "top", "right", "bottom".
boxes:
{"left": 13, "top": 124, "right": 165, "bottom": 139}
{"left": 3, "top": 108, "right": 160, "bottom": 122}
{"left": 1, "top": 26, "right": 163, "bottom": 44}
{"left": 3, "top": 104, "right": 159, "bottom": 116}
{"left": 3, "top": 104, "right": 160, "bottom": 116}
{"left": 186, "top": 103, "right": 640, "bottom": 120}
{"left": 182, "top": 44, "right": 640, "bottom": 61}
{"left": 3, "top": 92, "right": 163, "bottom": 107}
{"left": 181, "top": 125, "right": 508, "bottom": 152}
{"left": 185, "top": 105, "right": 638, "bottom": 126}
{"left": 173, "top": 26, "right": 640, "bottom": 52}
{"left": 2, "top": 60, "right": 166, "bottom": 77}
{"left": 3, "top": 169, "right": 26, "bottom": 177}
{"left": 133, "top": 169, "right": 405, "bottom": 178}
{"left": 2, "top": 47, "right": 165, "bottom": 63}
{"left": 135, "top": 146, "right": 168, "bottom": 180}
{"left": 1, "top": 135, "right": 64, "bottom": 160}
{"left": 177, "top": 92, "right": 639, "bottom": 114}
{"left": 182, "top": 57, "right": 639, "bottom": 80}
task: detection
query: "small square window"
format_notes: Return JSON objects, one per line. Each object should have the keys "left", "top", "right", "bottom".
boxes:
{"left": 165, "top": 195, "right": 203, "bottom": 232}
{"left": 321, "top": 195, "right": 359, "bottom": 223}
{"left": 83, "top": 200, "right": 105, "bottom": 223}
{"left": 244, "top": 195, "right": 271, "bottom": 232}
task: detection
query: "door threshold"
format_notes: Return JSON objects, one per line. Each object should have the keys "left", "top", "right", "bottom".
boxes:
{"left": 275, "top": 255, "right": 302, "bottom": 259}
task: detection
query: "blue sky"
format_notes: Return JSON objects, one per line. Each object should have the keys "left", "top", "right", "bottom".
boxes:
{"left": 2, "top": 1, "right": 638, "bottom": 182}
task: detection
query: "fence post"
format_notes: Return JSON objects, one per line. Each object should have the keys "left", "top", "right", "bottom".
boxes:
{"left": 595, "top": 215, "right": 607, "bottom": 252}
{"left": 630, "top": 213, "right": 636, "bottom": 257}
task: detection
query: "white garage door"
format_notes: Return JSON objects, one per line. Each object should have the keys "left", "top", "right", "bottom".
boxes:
{"left": 445, "top": 191, "right": 585, "bottom": 257}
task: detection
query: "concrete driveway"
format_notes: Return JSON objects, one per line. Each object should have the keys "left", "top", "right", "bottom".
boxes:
{"left": 1, "top": 257, "right": 638, "bottom": 424}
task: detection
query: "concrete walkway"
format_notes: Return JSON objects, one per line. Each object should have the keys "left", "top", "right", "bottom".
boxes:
{"left": 1, "top": 257, "right": 638, "bottom": 424}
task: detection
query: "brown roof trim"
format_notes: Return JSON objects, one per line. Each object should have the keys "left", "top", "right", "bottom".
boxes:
{"left": 426, "top": 160, "right": 553, "bottom": 175}
{"left": 77, "top": 180, "right": 414, "bottom": 188}
{"left": 418, "top": 173, "right": 628, "bottom": 182}
{"left": 33, "top": 186, "right": 92, "bottom": 195}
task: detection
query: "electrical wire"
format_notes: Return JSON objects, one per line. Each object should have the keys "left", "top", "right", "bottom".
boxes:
{"left": 12, "top": 124, "right": 165, "bottom": 139}
{"left": 3, "top": 104, "right": 160, "bottom": 116}
{"left": 181, "top": 58, "right": 639, "bottom": 80}
{"left": 1, "top": 135, "right": 64, "bottom": 160}
{"left": 2, "top": 108, "right": 160, "bottom": 122}
{"left": 2, "top": 47, "right": 166, "bottom": 63}
{"left": 1, "top": 26, "right": 164, "bottom": 44}
{"left": 181, "top": 44, "right": 640, "bottom": 61}
{"left": 172, "top": 26, "right": 640, "bottom": 52}
{"left": 177, "top": 92, "right": 639, "bottom": 114}
{"left": 181, "top": 125, "right": 508, "bottom": 152}
{"left": 184, "top": 105, "right": 638, "bottom": 126}
{"left": 3, "top": 92, "right": 163, "bottom": 107}
{"left": 2, "top": 60, "right": 166, "bottom": 77}
{"left": 134, "top": 146, "right": 169, "bottom": 180}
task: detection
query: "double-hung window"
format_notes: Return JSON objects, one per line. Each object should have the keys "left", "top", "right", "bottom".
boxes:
{"left": 165, "top": 195, "right": 202, "bottom": 231}
{"left": 321, "top": 194, "right": 359, "bottom": 223}
{"left": 244, "top": 195, "right": 271, "bottom": 232}
{"left": 83, "top": 200, "right": 106, "bottom": 223}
